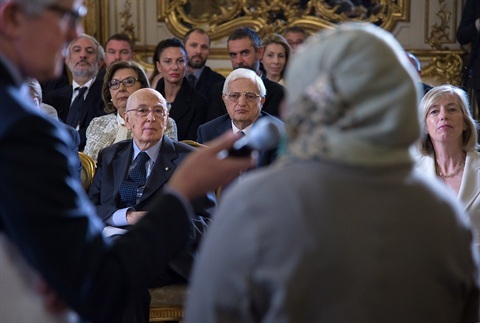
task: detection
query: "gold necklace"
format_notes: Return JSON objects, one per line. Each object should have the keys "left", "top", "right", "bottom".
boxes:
{"left": 436, "top": 162, "right": 465, "bottom": 178}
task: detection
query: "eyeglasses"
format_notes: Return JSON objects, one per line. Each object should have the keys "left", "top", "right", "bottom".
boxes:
{"left": 46, "top": 4, "right": 87, "bottom": 30}
{"left": 126, "top": 107, "right": 167, "bottom": 118}
{"left": 108, "top": 77, "right": 139, "bottom": 90}
{"left": 225, "top": 92, "right": 261, "bottom": 103}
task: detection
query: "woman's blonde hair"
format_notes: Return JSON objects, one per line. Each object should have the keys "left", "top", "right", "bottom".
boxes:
{"left": 417, "top": 84, "right": 478, "bottom": 155}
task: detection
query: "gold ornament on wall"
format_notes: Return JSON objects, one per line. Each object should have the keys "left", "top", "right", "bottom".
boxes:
{"left": 157, "top": 0, "right": 410, "bottom": 39}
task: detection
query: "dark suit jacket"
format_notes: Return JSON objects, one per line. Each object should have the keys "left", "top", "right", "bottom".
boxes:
{"left": 457, "top": 0, "right": 480, "bottom": 90}
{"left": 194, "top": 66, "right": 225, "bottom": 105}
{"left": 207, "top": 73, "right": 285, "bottom": 121}
{"left": 197, "top": 111, "right": 281, "bottom": 167}
{"left": 88, "top": 135, "right": 216, "bottom": 283}
{"left": 156, "top": 77, "right": 208, "bottom": 141}
{"left": 43, "top": 75, "right": 107, "bottom": 150}
{"left": 0, "top": 60, "right": 191, "bottom": 321}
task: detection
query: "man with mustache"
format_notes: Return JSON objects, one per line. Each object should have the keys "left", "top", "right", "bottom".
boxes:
{"left": 44, "top": 34, "right": 107, "bottom": 150}
{"left": 183, "top": 28, "right": 225, "bottom": 105}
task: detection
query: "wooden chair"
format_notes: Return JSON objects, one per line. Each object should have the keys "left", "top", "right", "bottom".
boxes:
{"left": 78, "top": 151, "right": 96, "bottom": 191}
{"left": 148, "top": 140, "right": 212, "bottom": 322}
{"left": 149, "top": 284, "right": 188, "bottom": 322}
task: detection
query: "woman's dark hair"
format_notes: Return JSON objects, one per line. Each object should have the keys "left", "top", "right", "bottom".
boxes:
{"left": 102, "top": 61, "right": 150, "bottom": 113}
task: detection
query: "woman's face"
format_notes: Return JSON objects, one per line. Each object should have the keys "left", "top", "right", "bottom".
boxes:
{"left": 155, "top": 47, "right": 187, "bottom": 85}
{"left": 425, "top": 93, "right": 466, "bottom": 146}
{"left": 109, "top": 68, "right": 142, "bottom": 114}
{"left": 261, "top": 43, "right": 287, "bottom": 79}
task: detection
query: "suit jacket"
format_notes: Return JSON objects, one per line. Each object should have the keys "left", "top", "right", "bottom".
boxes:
{"left": 156, "top": 77, "right": 208, "bottom": 141}
{"left": 193, "top": 66, "right": 226, "bottom": 105}
{"left": 186, "top": 160, "right": 479, "bottom": 322}
{"left": 207, "top": 74, "right": 285, "bottom": 121}
{"left": 0, "top": 60, "right": 191, "bottom": 321}
{"left": 457, "top": 0, "right": 480, "bottom": 90}
{"left": 197, "top": 111, "right": 281, "bottom": 167}
{"left": 43, "top": 75, "right": 107, "bottom": 150}
{"left": 88, "top": 135, "right": 216, "bottom": 282}
{"left": 416, "top": 151, "right": 480, "bottom": 246}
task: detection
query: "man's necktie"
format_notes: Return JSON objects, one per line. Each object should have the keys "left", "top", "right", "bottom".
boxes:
{"left": 65, "top": 86, "right": 87, "bottom": 128}
{"left": 187, "top": 74, "right": 197, "bottom": 87}
{"left": 118, "top": 152, "right": 150, "bottom": 207}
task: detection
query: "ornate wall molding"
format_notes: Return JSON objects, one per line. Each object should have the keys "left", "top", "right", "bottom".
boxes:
{"left": 157, "top": 0, "right": 410, "bottom": 40}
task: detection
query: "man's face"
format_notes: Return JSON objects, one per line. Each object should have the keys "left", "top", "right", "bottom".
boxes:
{"left": 223, "top": 78, "right": 265, "bottom": 129}
{"left": 284, "top": 31, "right": 305, "bottom": 54}
{"left": 125, "top": 89, "right": 168, "bottom": 150}
{"left": 227, "top": 38, "right": 263, "bottom": 72}
{"left": 66, "top": 36, "right": 100, "bottom": 80}
{"left": 104, "top": 40, "right": 134, "bottom": 68}
{"left": 5, "top": 0, "right": 82, "bottom": 82}
{"left": 185, "top": 31, "right": 210, "bottom": 69}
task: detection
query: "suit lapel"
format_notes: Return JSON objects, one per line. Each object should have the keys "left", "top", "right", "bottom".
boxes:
{"left": 217, "top": 116, "right": 233, "bottom": 137}
{"left": 78, "top": 77, "right": 102, "bottom": 126}
{"left": 459, "top": 152, "right": 480, "bottom": 211}
{"left": 140, "top": 136, "right": 178, "bottom": 202}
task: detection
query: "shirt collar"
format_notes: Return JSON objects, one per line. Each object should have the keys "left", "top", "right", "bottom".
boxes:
{"left": 188, "top": 66, "right": 204, "bottom": 80}
{"left": 231, "top": 121, "right": 253, "bottom": 136}
{"left": 132, "top": 138, "right": 163, "bottom": 163}
{"left": 72, "top": 76, "right": 95, "bottom": 91}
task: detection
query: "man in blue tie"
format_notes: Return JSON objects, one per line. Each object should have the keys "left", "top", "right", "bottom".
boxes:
{"left": 88, "top": 86, "right": 215, "bottom": 282}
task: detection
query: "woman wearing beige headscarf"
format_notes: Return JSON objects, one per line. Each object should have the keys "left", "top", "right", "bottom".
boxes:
{"left": 185, "top": 23, "right": 479, "bottom": 322}
{"left": 415, "top": 84, "right": 480, "bottom": 246}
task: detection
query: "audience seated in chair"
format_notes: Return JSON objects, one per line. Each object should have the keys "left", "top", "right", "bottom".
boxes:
{"left": 183, "top": 28, "right": 226, "bottom": 105}
{"left": 88, "top": 88, "right": 215, "bottom": 321}
{"left": 207, "top": 27, "right": 285, "bottom": 121}
{"left": 83, "top": 60, "right": 178, "bottom": 162}
{"left": 153, "top": 38, "right": 208, "bottom": 141}
{"left": 197, "top": 68, "right": 282, "bottom": 168}
{"left": 43, "top": 34, "right": 107, "bottom": 151}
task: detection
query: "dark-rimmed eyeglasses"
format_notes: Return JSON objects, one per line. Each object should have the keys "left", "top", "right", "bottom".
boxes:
{"left": 126, "top": 107, "right": 167, "bottom": 118}
{"left": 46, "top": 4, "right": 87, "bottom": 30}
{"left": 225, "top": 92, "right": 261, "bottom": 103}
{"left": 108, "top": 77, "right": 139, "bottom": 90}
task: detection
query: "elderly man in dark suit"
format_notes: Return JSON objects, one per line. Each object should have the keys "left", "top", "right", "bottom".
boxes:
{"left": 44, "top": 34, "right": 107, "bottom": 150}
{"left": 89, "top": 87, "right": 215, "bottom": 283}
{"left": 198, "top": 68, "right": 281, "bottom": 167}
{"left": 207, "top": 27, "right": 285, "bottom": 121}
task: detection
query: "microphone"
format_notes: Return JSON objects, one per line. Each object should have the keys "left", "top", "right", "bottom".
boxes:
{"left": 218, "top": 118, "right": 285, "bottom": 159}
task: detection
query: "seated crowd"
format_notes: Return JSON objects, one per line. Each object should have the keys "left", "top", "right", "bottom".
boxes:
{"left": 32, "top": 20, "right": 480, "bottom": 323}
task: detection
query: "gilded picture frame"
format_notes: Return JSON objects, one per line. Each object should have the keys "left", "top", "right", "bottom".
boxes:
{"left": 157, "top": 0, "right": 410, "bottom": 40}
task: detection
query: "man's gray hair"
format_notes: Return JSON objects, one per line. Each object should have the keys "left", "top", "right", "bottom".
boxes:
{"left": 0, "top": 0, "right": 58, "bottom": 16}
{"left": 222, "top": 68, "right": 267, "bottom": 97}
{"left": 66, "top": 34, "right": 105, "bottom": 61}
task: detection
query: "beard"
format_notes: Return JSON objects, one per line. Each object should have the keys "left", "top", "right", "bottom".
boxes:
{"left": 69, "top": 60, "right": 99, "bottom": 79}
{"left": 188, "top": 55, "right": 206, "bottom": 69}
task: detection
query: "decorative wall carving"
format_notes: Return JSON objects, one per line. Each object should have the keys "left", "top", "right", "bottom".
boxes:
{"left": 157, "top": 0, "right": 409, "bottom": 39}
{"left": 85, "top": 0, "right": 465, "bottom": 88}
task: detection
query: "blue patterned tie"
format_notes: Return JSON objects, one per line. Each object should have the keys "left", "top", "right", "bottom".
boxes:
{"left": 118, "top": 152, "right": 150, "bottom": 207}
{"left": 65, "top": 86, "right": 87, "bottom": 127}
